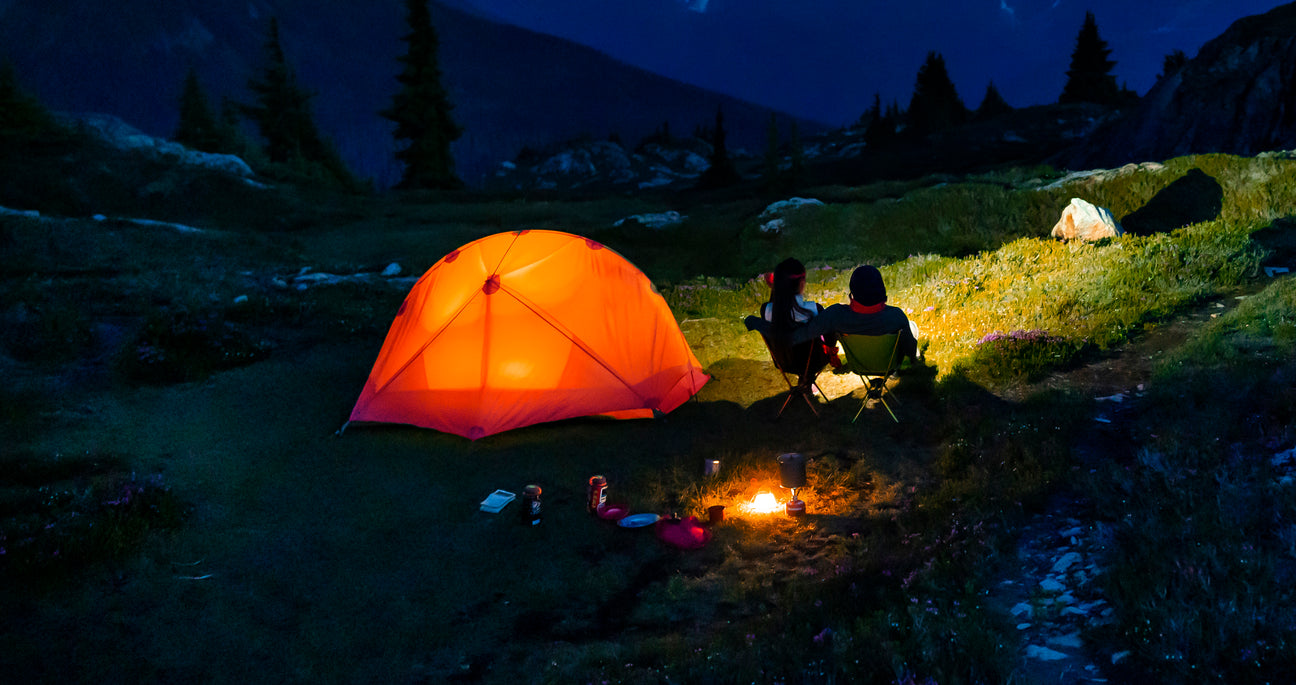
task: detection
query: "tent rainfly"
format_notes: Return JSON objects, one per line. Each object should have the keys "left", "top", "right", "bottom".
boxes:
{"left": 347, "top": 230, "right": 709, "bottom": 439}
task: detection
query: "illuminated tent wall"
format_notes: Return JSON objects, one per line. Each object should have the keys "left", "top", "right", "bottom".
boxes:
{"left": 348, "top": 230, "right": 710, "bottom": 440}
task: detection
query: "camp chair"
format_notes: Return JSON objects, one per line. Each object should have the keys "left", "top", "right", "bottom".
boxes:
{"left": 837, "top": 332, "right": 901, "bottom": 423}
{"left": 755, "top": 329, "right": 827, "bottom": 419}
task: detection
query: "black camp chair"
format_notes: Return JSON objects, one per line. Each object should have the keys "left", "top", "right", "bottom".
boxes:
{"left": 746, "top": 316, "right": 826, "bottom": 419}
{"left": 838, "top": 332, "right": 901, "bottom": 423}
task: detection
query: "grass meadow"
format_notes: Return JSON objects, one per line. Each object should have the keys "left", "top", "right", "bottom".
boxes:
{"left": 2, "top": 150, "right": 1295, "bottom": 683}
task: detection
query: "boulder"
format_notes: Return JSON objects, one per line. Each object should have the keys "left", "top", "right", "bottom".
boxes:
{"left": 613, "top": 211, "right": 686, "bottom": 230}
{"left": 1051, "top": 198, "right": 1123, "bottom": 242}
{"left": 63, "top": 113, "right": 255, "bottom": 177}
{"left": 760, "top": 197, "right": 824, "bottom": 217}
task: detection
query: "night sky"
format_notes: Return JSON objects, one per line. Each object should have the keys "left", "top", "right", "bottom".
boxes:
{"left": 456, "top": 0, "right": 1292, "bottom": 126}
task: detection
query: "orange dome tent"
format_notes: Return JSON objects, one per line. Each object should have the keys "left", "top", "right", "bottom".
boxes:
{"left": 347, "top": 230, "right": 710, "bottom": 440}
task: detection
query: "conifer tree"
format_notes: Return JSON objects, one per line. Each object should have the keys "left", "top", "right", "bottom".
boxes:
{"left": 788, "top": 119, "right": 803, "bottom": 189}
{"left": 863, "top": 93, "right": 896, "bottom": 148}
{"left": 974, "top": 81, "right": 1013, "bottom": 121}
{"left": 1158, "top": 49, "right": 1188, "bottom": 81}
{"left": 243, "top": 18, "right": 358, "bottom": 188}
{"left": 906, "top": 52, "right": 967, "bottom": 138}
{"left": 1059, "top": 11, "right": 1121, "bottom": 105}
{"left": 763, "top": 113, "right": 780, "bottom": 188}
{"left": 382, "top": 0, "right": 462, "bottom": 190}
{"left": 0, "top": 58, "right": 59, "bottom": 145}
{"left": 696, "top": 106, "right": 739, "bottom": 189}
{"left": 174, "top": 67, "right": 222, "bottom": 152}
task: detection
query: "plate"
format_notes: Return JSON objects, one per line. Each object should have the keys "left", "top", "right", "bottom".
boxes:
{"left": 617, "top": 513, "right": 661, "bottom": 528}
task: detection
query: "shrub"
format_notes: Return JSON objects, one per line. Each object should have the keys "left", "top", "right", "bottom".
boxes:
{"left": 115, "top": 307, "right": 272, "bottom": 385}
{"left": 0, "top": 453, "right": 187, "bottom": 585}
{"left": 962, "top": 329, "right": 1091, "bottom": 382}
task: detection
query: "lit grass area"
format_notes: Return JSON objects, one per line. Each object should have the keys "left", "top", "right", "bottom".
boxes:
{"left": 1081, "top": 277, "right": 1296, "bottom": 681}
{"left": 664, "top": 152, "right": 1294, "bottom": 387}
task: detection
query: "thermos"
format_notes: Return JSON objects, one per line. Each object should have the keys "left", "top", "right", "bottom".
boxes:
{"left": 587, "top": 475, "right": 608, "bottom": 513}
{"left": 522, "top": 484, "right": 542, "bottom": 525}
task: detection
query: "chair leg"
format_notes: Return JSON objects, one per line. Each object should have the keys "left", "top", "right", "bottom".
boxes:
{"left": 876, "top": 394, "right": 899, "bottom": 423}
{"left": 850, "top": 376, "right": 899, "bottom": 423}
{"left": 776, "top": 380, "right": 820, "bottom": 419}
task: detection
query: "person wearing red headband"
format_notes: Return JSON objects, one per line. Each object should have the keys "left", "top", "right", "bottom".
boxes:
{"left": 757, "top": 257, "right": 838, "bottom": 386}
{"left": 791, "top": 265, "right": 922, "bottom": 367}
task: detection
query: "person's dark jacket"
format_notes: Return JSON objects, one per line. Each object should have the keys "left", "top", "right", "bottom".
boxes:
{"left": 791, "top": 303, "right": 919, "bottom": 365}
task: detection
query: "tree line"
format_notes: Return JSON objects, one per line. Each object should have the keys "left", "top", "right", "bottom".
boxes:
{"left": 172, "top": 0, "right": 460, "bottom": 192}
{"left": 4, "top": 7, "right": 1184, "bottom": 193}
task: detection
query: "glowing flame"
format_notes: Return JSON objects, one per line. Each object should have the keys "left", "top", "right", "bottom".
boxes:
{"left": 749, "top": 491, "right": 780, "bottom": 514}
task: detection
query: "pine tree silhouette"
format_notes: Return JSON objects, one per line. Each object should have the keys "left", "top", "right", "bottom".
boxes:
{"left": 243, "top": 18, "right": 359, "bottom": 188}
{"left": 382, "top": 0, "right": 462, "bottom": 190}
{"left": 696, "top": 106, "right": 739, "bottom": 189}
{"left": 863, "top": 93, "right": 897, "bottom": 148}
{"left": 174, "top": 67, "right": 222, "bottom": 153}
{"left": 1158, "top": 49, "right": 1188, "bottom": 81}
{"left": 1059, "top": 11, "right": 1121, "bottom": 105}
{"left": 0, "top": 58, "right": 59, "bottom": 144}
{"left": 788, "top": 119, "right": 803, "bottom": 189}
{"left": 974, "top": 81, "right": 1013, "bottom": 121}
{"left": 906, "top": 52, "right": 967, "bottom": 138}
{"left": 763, "top": 113, "right": 780, "bottom": 189}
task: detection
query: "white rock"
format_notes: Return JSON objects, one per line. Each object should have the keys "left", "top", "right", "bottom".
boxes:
{"left": 1048, "top": 632, "right": 1084, "bottom": 649}
{"left": 1052, "top": 552, "right": 1083, "bottom": 574}
{"left": 760, "top": 197, "right": 824, "bottom": 218}
{"left": 613, "top": 211, "right": 685, "bottom": 230}
{"left": 0, "top": 205, "right": 41, "bottom": 218}
{"left": 1010, "top": 602, "right": 1033, "bottom": 617}
{"left": 759, "top": 218, "right": 786, "bottom": 234}
{"left": 1040, "top": 578, "right": 1066, "bottom": 592}
{"left": 381, "top": 263, "right": 402, "bottom": 277}
{"left": 1050, "top": 198, "right": 1124, "bottom": 242}
{"left": 1026, "top": 645, "right": 1070, "bottom": 661}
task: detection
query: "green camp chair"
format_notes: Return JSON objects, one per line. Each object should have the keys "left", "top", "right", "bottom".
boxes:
{"left": 838, "top": 332, "right": 901, "bottom": 423}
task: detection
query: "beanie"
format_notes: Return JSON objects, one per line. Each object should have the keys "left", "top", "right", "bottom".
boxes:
{"left": 849, "top": 265, "right": 886, "bottom": 305}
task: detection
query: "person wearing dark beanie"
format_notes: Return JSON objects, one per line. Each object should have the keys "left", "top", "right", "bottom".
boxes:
{"left": 791, "top": 265, "right": 922, "bottom": 367}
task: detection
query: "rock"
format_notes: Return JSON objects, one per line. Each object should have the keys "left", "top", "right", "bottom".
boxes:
{"left": 1051, "top": 198, "right": 1123, "bottom": 241}
{"left": 381, "top": 263, "right": 402, "bottom": 277}
{"left": 1051, "top": 552, "right": 1082, "bottom": 573}
{"left": 613, "top": 211, "right": 686, "bottom": 230}
{"left": 759, "top": 218, "right": 786, "bottom": 234}
{"left": 760, "top": 197, "right": 824, "bottom": 217}
{"left": 1010, "top": 602, "right": 1034, "bottom": 617}
{"left": 62, "top": 113, "right": 255, "bottom": 177}
{"left": 233, "top": 295, "right": 249, "bottom": 305}
{"left": 0, "top": 205, "right": 41, "bottom": 218}
{"left": 1040, "top": 578, "right": 1066, "bottom": 592}
{"left": 1025, "top": 645, "right": 1070, "bottom": 661}
{"left": 1048, "top": 632, "right": 1084, "bottom": 649}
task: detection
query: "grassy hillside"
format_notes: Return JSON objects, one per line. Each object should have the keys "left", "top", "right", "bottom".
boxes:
{"left": 2, "top": 142, "right": 1295, "bottom": 682}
